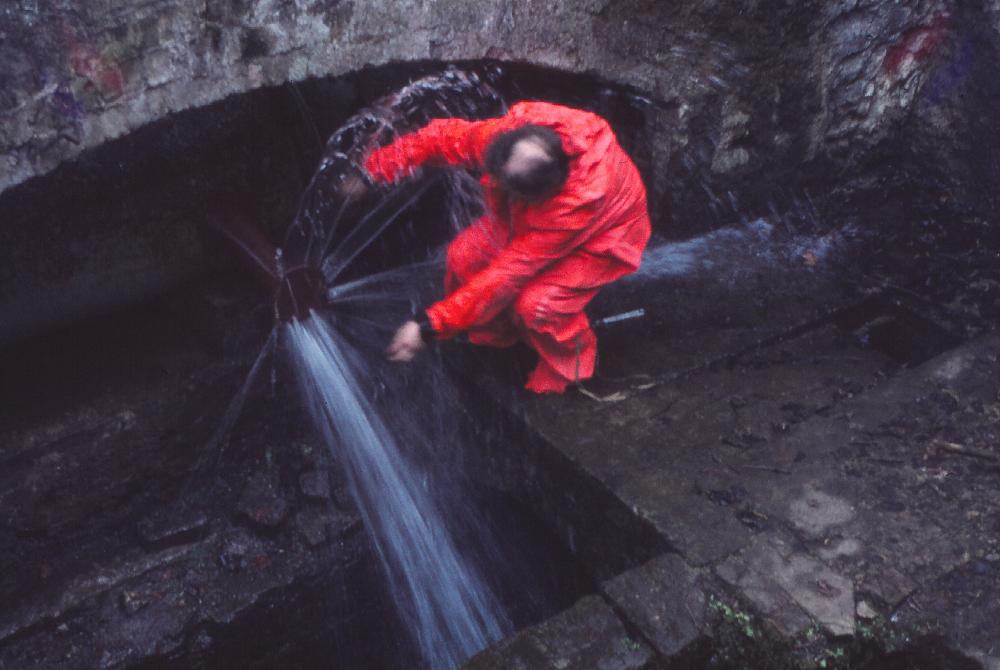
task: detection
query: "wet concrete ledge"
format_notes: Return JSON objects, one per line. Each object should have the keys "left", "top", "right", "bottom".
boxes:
{"left": 459, "top": 284, "right": 1000, "bottom": 668}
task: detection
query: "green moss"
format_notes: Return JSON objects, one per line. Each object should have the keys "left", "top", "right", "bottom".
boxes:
{"left": 698, "top": 595, "right": 935, "bottom": 670}
{"left": 620, "top": 636, "right": 643, "bottom": 653}
{"left": 704, "top": 594, "right": 796, "bottom": 670}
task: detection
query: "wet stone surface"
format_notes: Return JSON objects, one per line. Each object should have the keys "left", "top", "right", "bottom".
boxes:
{"left": 0, "top": 286, "right": 404, "bottom": 670}
{"left": 716, "top": 529, "right": 856, "bottom": 638}
{"left": 601, "top": 553, "right": 709, "bottom": 660}
{"left": 298, "top": 470, "right": 331, "bottom": 501}
{"left": 463, "top": 235, "right": 1000, "bottom": 668}
{"left": 464, "top": 595, "right": 654, "bottom": 670}
{"left": 894, "top": 557, "right": 1000, "bottom": 670}
{"left": 136, "top": 507, "right": 211, "bottom": 551}
{"left": 236, "top": 471, "right": 290, "bottom": 528}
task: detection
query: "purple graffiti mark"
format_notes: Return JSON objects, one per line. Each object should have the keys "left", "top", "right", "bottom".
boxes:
{"left": 882, "top": 12, "right": 952, "bottom": 75}
{"left": 924, "top": 32, "right": 975, "bottom": 106}
{"left": 50, "top": 82, "right": 84, "bottom": 124}
{"left": 36, "top": 67, "right": 54, "bottom": 90}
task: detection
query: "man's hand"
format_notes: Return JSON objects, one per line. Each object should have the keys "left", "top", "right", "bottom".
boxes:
{"left": 339, "top": 171, "right": 370, "bottom": 200}
{"left": 386, "top": 320, "right": 425, "bottom": 362}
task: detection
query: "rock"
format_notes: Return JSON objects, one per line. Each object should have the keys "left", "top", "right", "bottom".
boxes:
{"left": 299, "top": 470, "right": 331, "bottom": 501}
{"left": 191, "top": 628, "right": 213, "bottom": 653}
{"left": 892, "top": 556, "right": 1000, "bottom": 670}
{"left": 98, "top": 645, "right": 136, "bottom": 669}
{"left": 120, "top": 588, "right": 154, "bottom": 615}
{"left": 856, "top": 600, "right": 877, "bottom": 619}
{"left": 137, "top": 506, "right": 211, "bottom": 549}
{"left": 295, "top": 508, "right": 328, "bottom": 547}
{"left": 218, "top": 531, "right": 254, "bottom": 573}
{"left": 328, "top": 509, "right": 362, "bottom": 540}
{"left": 236, "top": 471, "right": 289, "bottom": 528}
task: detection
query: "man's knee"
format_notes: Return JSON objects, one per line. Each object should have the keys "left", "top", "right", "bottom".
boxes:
{"left": 514, "top": 284, "right": 560, "bottom": 332}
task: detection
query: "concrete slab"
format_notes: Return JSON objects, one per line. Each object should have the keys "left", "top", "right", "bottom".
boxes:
{"left": 601, "top": 553, "right": 708, "bottom": 659}
{"left": 716, "top": 530, "right": 855, "bottom": 637}
{"left": 615, "top": 468, "right": 752, "bottom": 566}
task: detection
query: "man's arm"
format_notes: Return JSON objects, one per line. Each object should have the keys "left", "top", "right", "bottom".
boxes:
{"left": 364, "top": 117, "right": 514, "bottom": 184}
{"left": 385, "top": 225, "right": 581, "bottom": 360}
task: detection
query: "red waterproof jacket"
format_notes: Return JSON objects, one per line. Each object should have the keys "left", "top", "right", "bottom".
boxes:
{"left": 365, "top": 101, "right": 651, "bottom": 339}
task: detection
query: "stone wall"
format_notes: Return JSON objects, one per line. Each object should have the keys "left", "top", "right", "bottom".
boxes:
{"left": 0, "top": 0, "right": 968, "bottom": 194}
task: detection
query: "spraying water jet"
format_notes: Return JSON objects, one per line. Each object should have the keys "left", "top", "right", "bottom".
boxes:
{"left": 193, "top": 70, "right": 540, "bottom": 669}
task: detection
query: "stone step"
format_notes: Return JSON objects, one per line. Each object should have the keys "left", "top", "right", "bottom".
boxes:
{"left": 464, "top": 594, "right": 655, "bottom": 670}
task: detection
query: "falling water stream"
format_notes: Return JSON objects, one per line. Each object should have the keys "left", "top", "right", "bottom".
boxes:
{"left": 216, "top": 70, "right": 515, "bottom": 669}
{"left": 286, "top": 314, "right": 506, "bottom": 668}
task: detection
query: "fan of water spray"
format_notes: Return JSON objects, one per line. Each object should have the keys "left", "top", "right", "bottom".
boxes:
{"left": 203, "top": 68, "right": 512, "bottom": 669}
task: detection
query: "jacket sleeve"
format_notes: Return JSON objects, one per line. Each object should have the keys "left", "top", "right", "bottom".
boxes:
{"left": 426, "top": 197, "right": 600, "bottom": 338}
{"left": 364, "top": 117, "right": 513, "bottom": 183}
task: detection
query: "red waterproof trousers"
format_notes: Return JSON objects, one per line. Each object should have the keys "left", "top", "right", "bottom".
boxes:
{"left": 366, "top": 101, "right": 651, "bottom": 393}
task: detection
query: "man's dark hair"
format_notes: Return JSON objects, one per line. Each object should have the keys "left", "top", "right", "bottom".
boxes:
{"left": 485, "top": 124, "right": 569, "bottom": 201}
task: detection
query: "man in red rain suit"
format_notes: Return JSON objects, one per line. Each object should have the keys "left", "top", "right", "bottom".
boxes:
{"left": 366, "top": 101, "right": 651, "bottom": 394}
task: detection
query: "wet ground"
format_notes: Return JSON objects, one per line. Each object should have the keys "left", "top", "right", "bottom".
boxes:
{"left": 0, "top": 281, "right": 406, "bottom": 669}
{"left": 458, "top": 198, "right": 1000, "bottom": 668}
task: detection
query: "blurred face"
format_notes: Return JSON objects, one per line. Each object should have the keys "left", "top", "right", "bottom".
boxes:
{"left": 502, "top": 137, "right": 559, "bottom": 203}
{"left": 505, "top": 138, "right": 551, "bottom": 175}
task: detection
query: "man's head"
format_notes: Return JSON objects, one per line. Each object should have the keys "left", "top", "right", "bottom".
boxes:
{"left": 485, "top": 125, "right": 569, "bottom": 202}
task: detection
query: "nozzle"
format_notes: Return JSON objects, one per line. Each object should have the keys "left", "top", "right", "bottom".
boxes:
{"left": 205, "top": 198, "right": 325, "bottom": 322}
{"left": 275, "top": 266, "right": 325, "bottom": 321}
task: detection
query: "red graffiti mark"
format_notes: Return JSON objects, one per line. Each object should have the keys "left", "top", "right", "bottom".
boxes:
{"left": 882, "top": 12, "right": 952, "bottom": 75}
{"left": 68, "top": 43, "right": 125, "bottom": 98}
{"left": 58, "top": 20, "right": 125, "bottom": 99}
